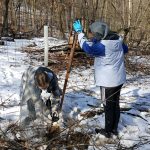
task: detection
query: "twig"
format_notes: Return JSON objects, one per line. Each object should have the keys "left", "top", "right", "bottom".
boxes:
{"left": 121, "top": 112, "right": 149, "bottom": 123}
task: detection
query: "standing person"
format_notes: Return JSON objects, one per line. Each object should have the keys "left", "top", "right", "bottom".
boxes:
{"left": 73, "top": 20, "right": 128, "bottom": 138}
{"left": 20, "top": 66, "right": 62, "bottom": 126}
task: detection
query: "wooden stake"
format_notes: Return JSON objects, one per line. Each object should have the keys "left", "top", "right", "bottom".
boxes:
{"left": 59, "top": 33, "right": 78, "bottom": 110}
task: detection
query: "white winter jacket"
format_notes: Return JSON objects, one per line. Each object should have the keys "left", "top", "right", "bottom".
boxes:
{"left": 78, "top": 32, "right": 128, "bottom": 87}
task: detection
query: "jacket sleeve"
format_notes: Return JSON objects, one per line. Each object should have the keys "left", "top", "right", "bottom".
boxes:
{"left": 27, "top": 84, "right": 50, "bottom": 118}
{"left": 78, "top": 33, "right": 105, "bottom": 56}
{"left": 122, "top": 43, "right": 128, "bottom": 54}
{"left": 47, "top": 73, "right": 62, "bottom": 98}
{"left": 22, "top": 80, "right": 50, "bottom": 118}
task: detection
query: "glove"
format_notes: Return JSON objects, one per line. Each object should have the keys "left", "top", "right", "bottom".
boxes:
{"left": 73, "top": 20, "right": 83, "bottom": 33}
{"left": 52, "top": 111, "right": 59, "bottom": 122}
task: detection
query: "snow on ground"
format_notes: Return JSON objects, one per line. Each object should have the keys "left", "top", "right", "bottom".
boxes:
{"left": 0, "top": 40, "right": 32, "bottom": 120}
{"left": 0, "top": 38, "right": 150, "bottom": 149}
{"left": 33, "top": 37, "right": 67, "bottom": 49}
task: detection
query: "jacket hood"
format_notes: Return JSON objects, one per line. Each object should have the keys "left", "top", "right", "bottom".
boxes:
{"left": 89, "top": 21, "right": 110, "bottom": 40}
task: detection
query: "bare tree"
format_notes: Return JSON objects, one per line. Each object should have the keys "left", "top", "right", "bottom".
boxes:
{"left": 0, "top": 0, "right": 149, "bottom": 40}
{"left": 1, "top": 0, "right": 10, "bottom": 36}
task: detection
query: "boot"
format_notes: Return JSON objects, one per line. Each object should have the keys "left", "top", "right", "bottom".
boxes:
{"left": 95, "top": 128, "right": 112, "bottom": 138}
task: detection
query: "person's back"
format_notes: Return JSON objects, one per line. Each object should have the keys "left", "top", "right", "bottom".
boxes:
{"left": 73, "top": 20, "right": 128, "bottom": 138}
{"left": 94, "top": 33, "right": 126, "bottom": 87}
{"left": 20, "top": 66, "right": 40, "bottom": 105}
{"left": 20, "top": 66, "right": 62, "bottom": 126}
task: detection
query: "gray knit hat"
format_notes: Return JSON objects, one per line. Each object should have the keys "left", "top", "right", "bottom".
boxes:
{"left": 89, "top": 21, "right": 109, "bottom": 40}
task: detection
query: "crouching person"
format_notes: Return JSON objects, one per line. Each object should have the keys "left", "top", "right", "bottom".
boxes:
{"left": 20, "top": 66, "right": 62, "bottom": 126}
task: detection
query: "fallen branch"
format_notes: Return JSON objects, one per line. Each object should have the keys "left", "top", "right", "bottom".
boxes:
{"left": 25, "top": 43, "right": 69, "bottom": 53}
{"left": 48, "top": 43, "right": 69, "bottom": 51}
{"left": 121, "top": 112, "right": 149, "bottom": 123}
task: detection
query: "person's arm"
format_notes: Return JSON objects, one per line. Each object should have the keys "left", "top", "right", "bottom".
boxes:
{"left": 27, "top": 83, "right": 51, "bottom": 118}
{"left": 73, "top": 20, "right": 105, "bottom": 56}
{"left": 78, "top": 33, "right": 105, "bottom": 56}
{"left": 122, "top": 42, "right": 128, "bottom": 54}
{"left": 47, "top": 73, "right": 62, "bottom": 98}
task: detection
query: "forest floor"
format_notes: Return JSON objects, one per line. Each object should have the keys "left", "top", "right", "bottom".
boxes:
{"left": 0, "top": 38, "right": 150, "bottom": 150}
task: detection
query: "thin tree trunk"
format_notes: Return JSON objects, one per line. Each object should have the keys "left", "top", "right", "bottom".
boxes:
{"left": 1, "top": 0, "right": 10, "bottom": 36}
{"left": 9, "top": 1, "right": 17, "bottom": 37}
{"left": 127, "top": 0, "right": 132, "bottom": 41}
{"left": 122, "top": 0, "right": 125, "bottom": 27}
{"left": 31, "top": 0, "right": 36, "bottom": 33}
{"left": 65, "top": 6, "right": 69, "bottom": 33}
{"left": 92, "top": 0, "right": 98, "bottom": 21}
{"left": 100, "top": 0, "right": 106, "bottom": 20}
{"left": 104, "top": 0, "right": 108, "bottom": 22}
{"left": 128, "top": 0, "right": 132, "bottom": 28}
{"left": 50, "top": 0, "right": 54, "bottom": 36}
{"left": 0, "top": 1, "right": 3, "bottom": 25}
{"left": 24, "top": 0, "right": 29, "bottom": 32}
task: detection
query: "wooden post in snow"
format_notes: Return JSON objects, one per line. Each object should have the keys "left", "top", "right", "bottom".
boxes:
{"left": 44, "top": 26, "right": 48, "bottom": 66}
{"left": 59, "top": 34, "right": 78, "bottom": 111}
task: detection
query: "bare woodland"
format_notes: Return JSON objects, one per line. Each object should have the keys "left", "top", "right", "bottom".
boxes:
{"left": 0, "top": 0, "right": 150, "bottom": 150}
{"left": 0, "top": 0, "right": 149, "bottom": 41}
{"left": 0, "top": 0, "right": 149, "bottom": 65}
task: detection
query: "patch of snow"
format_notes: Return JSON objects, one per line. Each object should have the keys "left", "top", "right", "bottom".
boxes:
{"left": 0, "top": 37, "right": 150, "bottom": 149}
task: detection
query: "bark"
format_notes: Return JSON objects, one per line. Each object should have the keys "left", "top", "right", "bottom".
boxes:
{"left": 1, "top": 0, "right": 10, "bottom": 36}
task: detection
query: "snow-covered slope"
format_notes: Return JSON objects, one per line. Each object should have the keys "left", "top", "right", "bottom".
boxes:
{"left": 0, "top": 38, "right": 149, "bottom": 149}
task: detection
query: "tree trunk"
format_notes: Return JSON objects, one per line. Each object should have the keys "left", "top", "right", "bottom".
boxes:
{"left": 50, "top": 0, "right": 54, "bottom": 36}
{"left": 32, "top": 0, "right": 36, "bottom": 35}
{"left": 128, "top": 0, "right": 132, "bottom": 41}
{"left": 128, "top": 0, "right": 132, "bottom": 28}
{"left": 1, "top": 0, "right": 10, "bottom": 36}
{"left": 92, "top": 0, "right": 98, "bottom": 21}
{"left": 122, "top": 0, "right": 125, "bottom": 27}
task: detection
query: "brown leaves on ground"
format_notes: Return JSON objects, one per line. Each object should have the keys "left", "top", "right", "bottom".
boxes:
{"left": 23, "top": 46, "right": 94, "bottom": 74}
{"left": 80, "top": 108, "right": 104, "bottom": 118}
{"left": 46, "top": 129, "right": 90, "bottom": 150}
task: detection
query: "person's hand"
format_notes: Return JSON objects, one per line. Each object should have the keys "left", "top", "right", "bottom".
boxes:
{"left": 48, "top": 114, "right": 52, "bottom": 120}
{"left": 73, "top": 20, "right": 83, "bottom": 33}
{"left": 52, "top": 111, "right": 59, "bottom": 122}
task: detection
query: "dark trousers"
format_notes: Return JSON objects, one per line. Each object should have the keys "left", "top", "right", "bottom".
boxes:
{"left": 27, "top": 99, "right": 36, "bottom": 120}
{"left": 100, "top": 84, "right": 123, "bottom": 132}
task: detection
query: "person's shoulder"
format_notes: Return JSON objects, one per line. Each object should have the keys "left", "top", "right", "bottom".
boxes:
{"left": 105, "top": 31, "right": 120, "bottom": 40}
{"left": 36, "top": 66, "right": 50, "bottom": 72}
